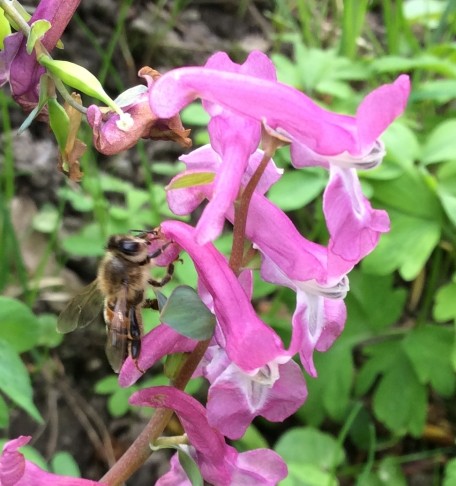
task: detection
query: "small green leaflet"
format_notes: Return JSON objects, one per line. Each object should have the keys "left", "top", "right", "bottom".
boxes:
{"left": 160, "top": 286, "right": 215, "bottom": 340}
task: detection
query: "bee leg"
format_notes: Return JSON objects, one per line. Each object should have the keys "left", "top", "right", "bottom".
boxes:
{"left": 129, "top": 308, "right": 144, "bottom": 374}
{"left": 148, "top": 262, "right": 175, "bottom": 288}
{"left": 149, "top": 241, "right": 172, "bottom": 259}
{"left": 129, "top": 341, "right": 144, "bottom": 374}
{"left": 143, "top": 298, "right": 159, "bottom": 310}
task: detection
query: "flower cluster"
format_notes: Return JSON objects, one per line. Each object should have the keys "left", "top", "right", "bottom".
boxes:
{"left": 1, "top": 1, "right": 410, "bottom": 481}
{"left": 118, "top": 51, "right": 409, "bottom": 483}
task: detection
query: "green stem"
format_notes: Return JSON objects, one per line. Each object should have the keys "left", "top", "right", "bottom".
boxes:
{"left": 0, "top": 0, "right": 31, "bottom": 36}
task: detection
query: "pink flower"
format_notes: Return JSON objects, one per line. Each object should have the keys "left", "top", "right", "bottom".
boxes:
{"left": 199, "top": 345, "right": 307, "bottom": 439}
{"left": 119, "top": 323, "right": 197, "bottom": 387}
{"left": 130, "top": 386, "right": 288, "bottom": 486}
{"left": 87, "top": 67, "right": 191, "bottom": 155}
{"left": 185, "top": 51, "right": 276, "bottom": 244}
{"left": 260, "top": 254, "right": 348, "bottom": 376}
{"left": 324, "top": 165, "right": 390, "bottom": 269}
{"left": 0, "top": 436, "right": 103, "bottom": 485}
{"left": 159, "top": 220, "right": 286, "bottom": 372}
{"left": 149, "top": 53, "right": 409, "bottom": 158}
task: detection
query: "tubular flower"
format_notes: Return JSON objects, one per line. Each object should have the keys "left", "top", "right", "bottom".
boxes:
{"left": 118, "top": 323, "right": 197, "bottom": 387}
{"left": 0, "top": 0, "right": 81, "bottom": 112}
{"left": 149, "top": 54, "right": 409, "bottom": 159}
{"left": 0, "top": 436, "right": 103, "bottom": 485}
{"left": 199, "top": 345, "right": 308, "bottom": 439}
{"left": 187, "top": 51, "right": 276, "bottom": 244}
{"left": 130, "top": 386, "right": 288, "bottom": 486}
{"left": 260, "top": 253, "right": 348, "bottom": 376}
{"left": 87, "top": 67, "right": 191, "bottom": 155}
{"left": 159, "top": 220, "right": 286, "bottom": 372}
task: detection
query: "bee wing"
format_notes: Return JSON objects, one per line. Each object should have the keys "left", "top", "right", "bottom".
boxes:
{"left": 57, "top": 280, "right": 104, "bottom": 333}
{"left": 105, "top": 290, "right": 129, "bottom": 373}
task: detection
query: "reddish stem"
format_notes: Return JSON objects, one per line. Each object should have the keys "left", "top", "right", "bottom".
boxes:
{"left": 100, "top": 339, "right": 210, "bottom": 486}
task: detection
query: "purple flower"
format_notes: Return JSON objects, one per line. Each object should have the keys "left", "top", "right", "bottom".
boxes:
{"left": 324, "top": 165, "right": 390, "bottom": 268}
{"left": 199, "top": 345, "right": 307, "bottom": 439}
{"left": 159, "top": 220, "right": 286, "bottom": 372}
{"left": 184, "top": 51, "right": 276, "bottom": 244}
{"left": 130, "top": 386, "right": 288, "bottom": 485}
{"left": 260, "top": 253, "right": 348, "bottom": 376}
{"left": 0, "top": 0, "right": 81, "bottom": 112}
{"left": 119, "top": 323, "right": 197, "bottom": 386}
{"left": 166, "top": 157, "right": 351, "bottom": 374}
{"left": 87, "top": 67, "right": 191, "bottom": 155}
{"left": 0, "top": 436, "right": 102, "bottom": 485}
{"left": 149, "top": 54, "right": 409, "bottom": 158}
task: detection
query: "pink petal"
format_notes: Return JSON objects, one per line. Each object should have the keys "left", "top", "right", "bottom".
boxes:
{"left": 160, "top": 220, "right": 286, "bottom": 371}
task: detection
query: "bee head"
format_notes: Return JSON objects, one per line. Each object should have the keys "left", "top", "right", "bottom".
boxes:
{"left": 107, "top": 235, "right": 148, "bottom": 260}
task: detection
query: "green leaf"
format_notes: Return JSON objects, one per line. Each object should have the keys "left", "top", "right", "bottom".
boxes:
{"left": 403, "top": 325, "right": 455, "bottom": 396}
{"left": 371, "top": 349, "right": 426, "bottom": 436}
{"left": 345, "top": 270, "right": 407, "bottom": 336}
{"left": 355, "top": 341, "right": 402, "bottom": 396}
{"left": 160, "top": 286, "right": 215, "bottom": 340}
{"left": 367, "top": 167, "right": 443, "bottom": 278}
{"left": 276, "top": 427, "right": 345, "bottom": 472}
{"left": 177, "top": 448, "right": 204, "bottom": 486}
{"left": 270, "top": 53, "right": 301, "bottom": 87}
{"left": 27, "top": 19, "right": 51, "bottom": 54}
{"left": 403, "top": 0, "right": 446, "bottom": 27}
{"left": 434, "top": 281, "right": 456, "bottom": 322}
{"left": 280, "top": 463, "right": 337, "bottom": 486}
{"left": 0, "top": 8, "right": 12, "bottom": 49}
{"left": 0, "top": 297, "right": 40, "bottom": 352}
{"left": 38, "top": 57, "right": 117, "bottom": 109}
{"left": 413, "top": 80, "right": 456, "bottom": 104}
{"left": 362, "top": 208, "right": 441, "bottom": 281}
{"left": 0, "top": 394, "right": 10, "bottom": 428}
{"left": 436, "top": 160, "right": 456, "bottom": 226}
{"left": 94, "top": 375, "right": 121, "bottom": 394}
{"left": 61, "top": 223, "right": 105, "bottom": 257}
{"left": 372, "top": 54, "right": 456, "bottom": 77}
{"left": 422, "top": 119, "right": 456, "bottom": 165}
{"left": 48, "top": 98, "right": 70, "bottom": 150}
{"left": 359, "top": 457, "right": 407, "bottom": 486}
{"left": 57, "top": 187, "right": 94, "bottom": 212}
{"left": 0, "top": 339, "right": 43, "bottom": 423}
{"left": 51, "top": 451, "right": 81, "bottom": 477}
{"left": 107, "top": 388, "right": 132, "bottom": 417}
{"left": 36, "top": 314, "right": 62, "bottom": 348}
{"left": 444, "top": 458, "right": 456, "bottom": 486}
{"left": 380, "top": 122, "right": 421, "bottom": 168}
{"left": 167, "top": 172, "right": 215, "bottom": 190}
{"left": 180, "top": 102, "right": 210, "bottom": 126}
{"left": 268, "top": 169, "right": 327, "bottom": 211}
{"left": 32, "top": 203, "right": 60, "bottom": 234}
{"left": 309, "top": 341, "right": 354, "bottom": 421}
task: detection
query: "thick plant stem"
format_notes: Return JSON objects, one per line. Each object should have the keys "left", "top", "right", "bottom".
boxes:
{"left": 229, "top": 152, "right": 270, "bottom": 274}
{"left": 229, "top": 132, "right": 282, "bottom": 275}
{"left": 100, "top": 338, "right": 211, "bottom": 486}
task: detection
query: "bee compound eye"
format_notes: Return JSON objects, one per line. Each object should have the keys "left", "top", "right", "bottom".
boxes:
{"left": 119, "top": 240, "right": 140, "bottom": 255}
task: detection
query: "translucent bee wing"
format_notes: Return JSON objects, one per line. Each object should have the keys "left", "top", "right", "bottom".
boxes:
{"left": 57, "top": 280, "right": 104, "bottom": 333}
{"left": 105, "top": 291, "right": 128, "bottom": 373}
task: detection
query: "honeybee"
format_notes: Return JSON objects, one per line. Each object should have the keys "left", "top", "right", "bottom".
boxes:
{"left": 58, "top": 231, "right": 175, "bottom": 373}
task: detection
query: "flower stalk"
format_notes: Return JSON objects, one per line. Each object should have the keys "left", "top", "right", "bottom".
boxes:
{"left": 100, "top": 339, "right": 211, "bottom": 486}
